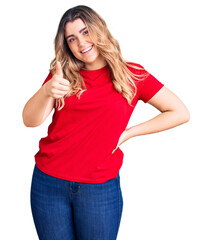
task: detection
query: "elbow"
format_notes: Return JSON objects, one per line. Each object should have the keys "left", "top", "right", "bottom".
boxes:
{"left": 166, "top": 107, "right": 190, "bottom": 126}
{"left": 184, "top": 110, "right": 190, "bottom": 123}
{"left": 179, "top": 108, "right": 190, "bottom": 124}
{"left": 22, "top": 117, "right": 42, "bottom": 127}
{"left": 23, "top": 120, "right": 41, "bottom": 128}
{"left": 22, "top": 111, "right": 41, "bottom": 128}
{"left": 23, "top": 119, "right": 30, "bottom": 127}
{"left": 22, "top": 110, "right": 30, "bottom": 127}
{"left": 23, "top": 121, "right": 38, "bottom": 128}
{"left": 22, "top": 117, "right": 36, "bottom": 128}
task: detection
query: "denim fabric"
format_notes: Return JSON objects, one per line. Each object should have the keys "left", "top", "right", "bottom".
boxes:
{"left": 30, "top": 164, "right": 123, "bottom": 240}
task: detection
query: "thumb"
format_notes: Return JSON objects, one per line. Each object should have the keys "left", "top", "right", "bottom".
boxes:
{"left": 55, "top": 61, "right": 63, "bottom": 77}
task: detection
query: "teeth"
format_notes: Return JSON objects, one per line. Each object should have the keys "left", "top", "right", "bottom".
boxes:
{"left": 81, "top": 46, "right": 93, "bottom": 53}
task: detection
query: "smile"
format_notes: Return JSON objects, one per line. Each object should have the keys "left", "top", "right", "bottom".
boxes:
{"left": 80, "top": 45, "right": 93, "bottom": 54}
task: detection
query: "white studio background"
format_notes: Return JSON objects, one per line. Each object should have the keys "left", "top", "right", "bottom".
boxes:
{"left": 0, "top": 0, "right": 211, "bottom": 239}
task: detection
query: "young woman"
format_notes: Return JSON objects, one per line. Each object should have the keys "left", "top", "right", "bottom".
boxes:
{"left": 22, "top": 5, "right": 190, "bottom": 240}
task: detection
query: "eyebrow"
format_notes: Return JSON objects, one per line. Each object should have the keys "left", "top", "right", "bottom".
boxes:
{"left": 65, "top": 27, "right": 88, "bottom": 40}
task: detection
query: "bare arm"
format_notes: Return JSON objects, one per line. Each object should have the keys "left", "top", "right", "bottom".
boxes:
{"left": 22, "top": 86, "right": 55, "bottom": 127}
{"left": 22, "top": 62, "right": 70, "bottom": 127}
{"left": 112, "top": 86, "right": 190, "bottom": 152}
{"left": 128, "top": 86, "right": 190, "bottom": 137}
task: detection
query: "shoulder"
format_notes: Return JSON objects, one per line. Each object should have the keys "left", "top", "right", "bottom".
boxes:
{"left": 125, "top": 61, "right": 146, "bottom": 75}
{"left": 125, "top": 61, "right": 150, "bottom": 83}
{"left": 126, "top": 61, "right": 144, "bottom": 70}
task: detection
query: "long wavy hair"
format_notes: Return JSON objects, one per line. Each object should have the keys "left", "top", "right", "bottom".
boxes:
{"left": 49, "top": 5, "right": 149, "bottom": 110}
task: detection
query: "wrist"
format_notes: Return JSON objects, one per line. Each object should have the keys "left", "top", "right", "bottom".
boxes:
{"left": 42, "top": 84, "right": 52, "bottom": 99}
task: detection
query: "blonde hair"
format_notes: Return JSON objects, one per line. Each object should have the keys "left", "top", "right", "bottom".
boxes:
{"left": 50, "top": 5, "right": 149, "bottom": 110}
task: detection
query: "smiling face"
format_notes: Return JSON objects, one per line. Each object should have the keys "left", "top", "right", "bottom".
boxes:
{"left": 64, "top": 18, "right": 107, "bottom": 70}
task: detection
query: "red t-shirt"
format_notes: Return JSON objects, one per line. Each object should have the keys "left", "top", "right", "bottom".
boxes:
{"left": 34, "top": 62, "right": 164, "bottom": 183}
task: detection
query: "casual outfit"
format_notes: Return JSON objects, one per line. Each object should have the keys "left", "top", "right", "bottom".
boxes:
{"left": 34, "top": 62, "right": 164, "bottom": 184}
{"left": 30, "top": 62, "right": 164, "bottom": 239}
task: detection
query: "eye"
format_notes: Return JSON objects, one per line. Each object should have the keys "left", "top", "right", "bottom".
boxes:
{"left": 69, "top": 38, "right": 75, "bottom": 43}
{"left": 83, "top": 30, "right": 89, "bottom": 35}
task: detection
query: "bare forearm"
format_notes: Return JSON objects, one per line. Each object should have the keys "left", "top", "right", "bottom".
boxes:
{"left": 22, "top": 85, "right": 55, "bottom": 127}
{"left": 127, "top": 110, "right": 190, "bottom": 139}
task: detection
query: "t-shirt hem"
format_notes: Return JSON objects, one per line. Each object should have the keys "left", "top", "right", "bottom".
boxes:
{"left": 144, "top": 84, "right": 164, "bottom": 103}
{"left": 35, "top": 162, "right": 117, "bottom": 184}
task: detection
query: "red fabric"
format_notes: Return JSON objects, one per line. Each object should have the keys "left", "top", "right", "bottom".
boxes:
{"left": 35, "top": 62, "right": 164, "bottom": 183}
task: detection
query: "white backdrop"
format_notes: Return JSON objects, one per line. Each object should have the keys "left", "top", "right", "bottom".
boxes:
{"left": 1, "top": 0, "right": 211, "bottom": 239}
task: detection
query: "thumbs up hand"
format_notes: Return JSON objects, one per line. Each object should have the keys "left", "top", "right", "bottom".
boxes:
{"left": 44, "top": 61, "right": 71, "bottom": 99}
{"left": 55, "top": 61, "right": 64, "bottom": 77}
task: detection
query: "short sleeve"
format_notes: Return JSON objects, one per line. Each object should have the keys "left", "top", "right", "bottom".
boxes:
{"left": 136, "top": 68, "right": 164, "bottom": 103}
{"left": 42, "top": 72, "right": 53, "bottom": 86}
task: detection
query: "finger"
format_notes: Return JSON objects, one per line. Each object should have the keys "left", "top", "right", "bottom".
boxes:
{"left": 55, "top": 61, "right": 63, "bottom": 77}
{"left": 59, "top": 78, "right": 70, "bottom": 87}
{"left": 54, "top": 94, "right": 66, "bottom": 99}
{"left": 53, "top": 89, "right": 69, "bottom": 97}
{"left": 56, "top": 84, "right": 70, "bottom": 91}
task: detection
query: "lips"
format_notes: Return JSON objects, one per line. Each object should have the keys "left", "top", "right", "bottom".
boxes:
{"left": 80, "top": 45, "right": 93, "bottom": 54}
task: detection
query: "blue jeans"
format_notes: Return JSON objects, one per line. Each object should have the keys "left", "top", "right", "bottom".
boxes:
{"left": 30, "top": 164, "right": 123, "bottom": 240}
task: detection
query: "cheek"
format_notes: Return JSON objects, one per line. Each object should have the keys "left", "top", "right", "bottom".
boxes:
{"left": 68, "top": 44, "right": 79, "bottom": 57}
{"left": 94, "top": 45, "right": 100, "bottom": 56}
{"left": 68, "top": 44, "right": 76, "bottom": 53}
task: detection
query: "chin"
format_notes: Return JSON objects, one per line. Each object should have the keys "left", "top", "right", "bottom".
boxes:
{"left": 85, "top": 56, "right": 99, "bottom": 64}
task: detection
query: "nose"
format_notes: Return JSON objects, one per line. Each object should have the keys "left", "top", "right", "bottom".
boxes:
{"left": 77, "top": 35, "right": 86, "bottom": 48}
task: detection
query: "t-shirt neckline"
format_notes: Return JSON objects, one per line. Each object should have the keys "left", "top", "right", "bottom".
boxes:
{"left": 79, "top": 64, "right": 109, "bottom": 75}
